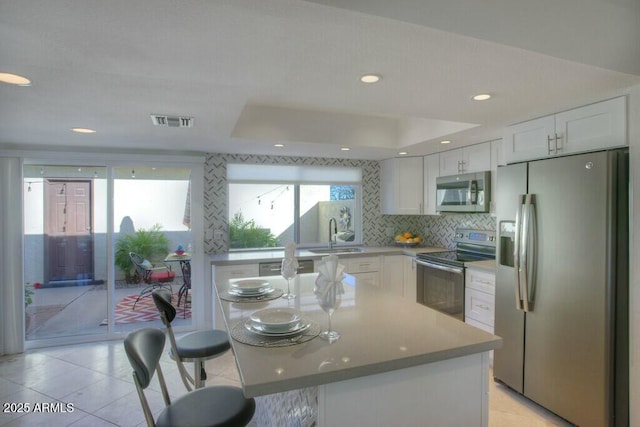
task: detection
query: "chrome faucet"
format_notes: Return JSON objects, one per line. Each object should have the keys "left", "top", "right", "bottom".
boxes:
{"left": 328, "top": 217, "right": 338, "bottom": 249}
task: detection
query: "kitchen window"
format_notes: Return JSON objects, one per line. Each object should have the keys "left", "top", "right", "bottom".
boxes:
{"left": 227, "top": 164, "right": 362, "bottom": 250}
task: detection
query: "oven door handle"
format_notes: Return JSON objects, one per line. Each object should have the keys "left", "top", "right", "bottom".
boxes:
{"left": 415, "top": 259, "right": 464, "bottom": 275}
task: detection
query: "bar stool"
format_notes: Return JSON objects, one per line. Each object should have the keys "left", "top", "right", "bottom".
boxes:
{"left": 124, "top": 327, "right": 255, "bottom": 426}
{"left": 152, "top": 288, "right": 230, "bottom": 390}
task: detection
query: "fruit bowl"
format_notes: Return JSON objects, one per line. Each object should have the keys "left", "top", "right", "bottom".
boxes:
{"left": 394, "top": 231, "right": 422, "bottom": 247}
{"left": 395, "top": 240, "right": 420, "bottom": 247}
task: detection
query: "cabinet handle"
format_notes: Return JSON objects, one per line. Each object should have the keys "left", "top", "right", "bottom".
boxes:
{"left": 547, "top": 134, "right": 555, "bottom": 155}
{"left": 555, "top": 132, "right": 563, "bottom": 152}
{"left": 477, "top": 304, "right": 490, "bottom": 310}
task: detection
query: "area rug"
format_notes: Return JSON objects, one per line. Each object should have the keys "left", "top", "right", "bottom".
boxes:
{"left": 114, "top": 293, "right": 191, "bottom": 324}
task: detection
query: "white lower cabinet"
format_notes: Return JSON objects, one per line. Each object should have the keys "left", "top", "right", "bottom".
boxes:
{"left": 346, "top": 256, "right": 381, "bottom": 289}
{"left": 213, "top": 263, "right": 259, "bottom": 285}
{"left": 465, "top": 267, "right": 495, "bottom": 364}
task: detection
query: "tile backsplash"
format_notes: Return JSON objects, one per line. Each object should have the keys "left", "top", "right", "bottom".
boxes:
{"left": 204, "top": 153, "right": 495, "bottom": 253}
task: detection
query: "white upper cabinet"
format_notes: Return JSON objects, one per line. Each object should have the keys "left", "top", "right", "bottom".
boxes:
{"left": 423, "top": 153, "right": 439, "bottom": 215}
{"left": 439, "top": 143, "right": 492, "bottom": 177}
{"left": 503, "top": 96, "right": 627, "bottom": 164}
{"left": 380, "top": 157, "right": 424, "bottom": 215}
{"left": 490, "top": 139, "right": 503, "bottom": 215}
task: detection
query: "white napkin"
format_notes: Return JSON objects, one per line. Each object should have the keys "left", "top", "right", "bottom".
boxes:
{"left": 314, "top": 255, "right": 345, "bottom": 300}
{"left": 281, "top": 242, "right": 299, "bottom": 276}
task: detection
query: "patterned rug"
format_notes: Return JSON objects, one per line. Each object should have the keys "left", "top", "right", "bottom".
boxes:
{"left": 114, "top": 292, "right": 191, "bottom": 324}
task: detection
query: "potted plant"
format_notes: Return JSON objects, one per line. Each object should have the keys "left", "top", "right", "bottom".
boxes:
{"left": 115, "top": 224, "right": 170, "bottom": 283}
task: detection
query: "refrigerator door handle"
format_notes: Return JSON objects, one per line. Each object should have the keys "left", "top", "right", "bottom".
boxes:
{"left": 521, "top": 194, "right": 536, "bottom": 312}
{"left": 514, "top": 194, "right": 524, "bottom": 310}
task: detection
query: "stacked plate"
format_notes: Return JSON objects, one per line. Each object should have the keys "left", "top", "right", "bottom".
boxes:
{"left": 229, "top": 279, "right": 274, "bottom": 297}
{"left": 244, "top": 307, "right": 310, "bottom": 337}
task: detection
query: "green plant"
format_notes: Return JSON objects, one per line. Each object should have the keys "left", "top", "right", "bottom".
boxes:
{"left": 115, "top": 224, "right": 170, "bottom": 282}
{"left": 25, "top": 287, "right": 34, "bottom": 307}
{"left": 229, "top": 212, "right": 278, "bottom": 249}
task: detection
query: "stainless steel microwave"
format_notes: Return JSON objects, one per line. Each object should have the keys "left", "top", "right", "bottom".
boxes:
{"left": 436, "top": 171, "right": 491, "bottom": 213}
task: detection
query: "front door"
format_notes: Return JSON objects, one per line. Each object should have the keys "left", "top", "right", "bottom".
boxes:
{"left": 44, "top": 180, "right": 94, "bottom": 284}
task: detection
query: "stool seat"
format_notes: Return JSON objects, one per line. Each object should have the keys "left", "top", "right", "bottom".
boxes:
{"left": 157, "top": 385, "right": 255, "bottom": 427}
{"left": 176, "top": 330, "right": 230, "bottom": 359}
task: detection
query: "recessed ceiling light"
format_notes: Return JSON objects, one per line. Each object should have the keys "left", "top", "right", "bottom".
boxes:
{"left": 341, "top": 147, "right": 350, "bottom": 151}
{"left": 440, "top": 140, "right": 451, "bottom": 144}
{"left": 274, "top": 143, "right": 284, "bottom": 147}
{"left": 0, "top": 72, "right": 31, "bottom": 86}
{"left": 360, "top": 74, "right": 381, "bottom": 84}
{"left": 472, "top": 93, "right": 491, "bottom": 101}
{"left": 398, "top": 151, "right": 408, "bottom": 155}
{"left": 71, "top": 128, "right": 96, "bottom": 134}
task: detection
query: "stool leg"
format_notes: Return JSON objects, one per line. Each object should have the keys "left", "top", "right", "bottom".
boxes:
{"left": 194, "top": 359, "right": 207, "bottom": 388}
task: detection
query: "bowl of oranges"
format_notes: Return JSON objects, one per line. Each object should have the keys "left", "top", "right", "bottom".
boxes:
{"left": 394, "top": 231, "right": 423, "bottom": 247}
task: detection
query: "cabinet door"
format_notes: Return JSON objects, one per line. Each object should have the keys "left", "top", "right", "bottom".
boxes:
{"left": 402, "top": 255, "right": 417, "bottom": 302}
{"left": 380, "top": 157, "right": 423, "bottom": 215}
{"left": 503, "top": 115, "right": 555, "bottom": 164}
{"left": 462, "top": 143, "right": 491, "bottom": 173}
{"left": 423, "top": 154, "right": 439, "bottom": 215}
{"left": 382, "top": 255, "right": 404, "bottom": 295}
{"left": 213, "top": 264, "right": 259, "bottom": 286}
{"left": 439, "top": 148, "right": 463, "bottom": 176}
{"left": 556, "top": 96, "right": 626, "bottom": 155}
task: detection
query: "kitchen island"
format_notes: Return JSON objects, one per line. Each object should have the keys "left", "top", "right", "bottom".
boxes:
{"left": 215, "top": 272, "right": 502, "bottom": 426}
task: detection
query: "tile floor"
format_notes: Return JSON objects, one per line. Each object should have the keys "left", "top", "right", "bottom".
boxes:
{"left": 0, "top": 339, "right": 571, "bottom": 426}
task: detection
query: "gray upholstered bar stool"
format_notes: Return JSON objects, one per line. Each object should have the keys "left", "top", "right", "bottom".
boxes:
{"left": 152, "top": 288, "right": 230, "bottom": 390}
{"left": 124, "top": 328, "right": 255, "bottom": 427}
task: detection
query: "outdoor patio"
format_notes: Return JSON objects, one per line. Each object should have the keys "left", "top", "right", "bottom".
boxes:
{"left": 25, "top": 281, "right": 192, "bottom": 341}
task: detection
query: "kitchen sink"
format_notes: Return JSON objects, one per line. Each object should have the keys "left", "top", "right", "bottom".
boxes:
{"left": 307, "top": 247, "right": 366, "bottom": 254}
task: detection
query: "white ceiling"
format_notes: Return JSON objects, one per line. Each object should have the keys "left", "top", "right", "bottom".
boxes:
{"left": 1, "top": 0, "right": 639, "bottom": 160}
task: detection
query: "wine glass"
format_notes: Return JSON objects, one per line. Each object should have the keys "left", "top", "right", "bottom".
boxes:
{"left": 280, "top": 258, "right": 297, "bottom": 300}
{"left": 315, "top": 283, "right": 342, "bottom": 342}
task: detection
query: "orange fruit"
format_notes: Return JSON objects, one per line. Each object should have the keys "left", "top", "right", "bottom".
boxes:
{"left": 403, "top": 231, "right": 412, "bottom": 239}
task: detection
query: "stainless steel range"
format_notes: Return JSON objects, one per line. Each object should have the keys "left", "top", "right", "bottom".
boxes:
{"left": 416, "top": 228, "right": 495, "bottom": 320}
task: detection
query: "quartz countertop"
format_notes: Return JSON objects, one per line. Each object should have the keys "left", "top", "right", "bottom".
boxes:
{"left": 210, "top": 245, "right": 447, "bottom": 265}
{"left": 215, "top": 272, "right": 502, "bottom": 397}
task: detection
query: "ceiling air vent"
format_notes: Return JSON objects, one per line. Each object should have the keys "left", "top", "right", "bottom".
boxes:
{"left": 150, "top": 114, "right": 193, "bottom": 128}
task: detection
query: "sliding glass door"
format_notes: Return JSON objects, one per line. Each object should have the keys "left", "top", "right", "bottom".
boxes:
{"left": 112, "top": 166, "right": 192, "bottom": 333}
{"left": 23, "top": 165, "right": 108, "bottom": 340}
{"left": 23, "top": 162, "right": 196, "bottom": 344}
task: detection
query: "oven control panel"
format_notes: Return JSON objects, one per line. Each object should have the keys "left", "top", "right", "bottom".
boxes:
{"left": 454, "top": 229, "right": 496, "bottom": 246}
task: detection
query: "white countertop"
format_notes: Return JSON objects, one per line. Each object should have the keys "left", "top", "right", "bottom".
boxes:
{"left": 210, "top": 245, "right": 448, "bottom": 265}
{"left": 216, "top": 273, "right": 502, "bottom": 397}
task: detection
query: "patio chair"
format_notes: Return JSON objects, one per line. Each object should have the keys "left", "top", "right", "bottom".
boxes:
{"left": 152, "top": 288, "right": 231, "bottom": 391}
{"left": 130, "top": 252, "right": 175, "bottom": 310}
{"left": 124, "top": 327, "right": 255, "bottom": 427}
{"left": 176, "top": 260, "right": 191, "bottom": 318}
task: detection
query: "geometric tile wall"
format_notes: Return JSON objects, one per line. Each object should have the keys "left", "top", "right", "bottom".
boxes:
{"left": 203, "top": 153, "right": 495, "bottom": 253}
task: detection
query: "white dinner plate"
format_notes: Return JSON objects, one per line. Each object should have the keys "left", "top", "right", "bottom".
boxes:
{"left": 228, "top": 287, "right": 275, "bottom": 297}
{"left": 230, "top": 279, "right": 271, "bottom": 294}
{"left": 244, "top": 319, "right": 311, "bottom": 337}
{"left": 249, "top": 307, "right": 302, "bottom": 331}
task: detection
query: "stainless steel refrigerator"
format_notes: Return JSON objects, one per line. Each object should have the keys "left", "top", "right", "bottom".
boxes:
{"left": 494, "top": 149, "right": 628, "bottom": 427}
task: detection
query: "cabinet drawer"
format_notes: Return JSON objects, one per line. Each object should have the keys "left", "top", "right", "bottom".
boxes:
{"left": 465, "top": 268, "right": 495, "bottom": 294}
{"left": 465, "top": 317, "right": 493, "bottom": 335}
{"left": 465, "top": 288, "right": 495, "bottom": 327}
{"left": 347, "top": 256, "right": 380, "bottom": 273}
{"left": 352, "top": 271, "right": 380, "bottom": 289}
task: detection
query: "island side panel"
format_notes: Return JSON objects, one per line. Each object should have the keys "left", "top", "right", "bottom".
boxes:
{"left": 318, "top": 352, "right": 489, "bottom": 427}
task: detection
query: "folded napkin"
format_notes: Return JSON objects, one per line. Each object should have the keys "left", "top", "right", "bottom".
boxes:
{"left": 314, "top": 255, "right": 345, "bottom": 300}
{"left": 281, "top": 242, "right": 299, "bottom": 276}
